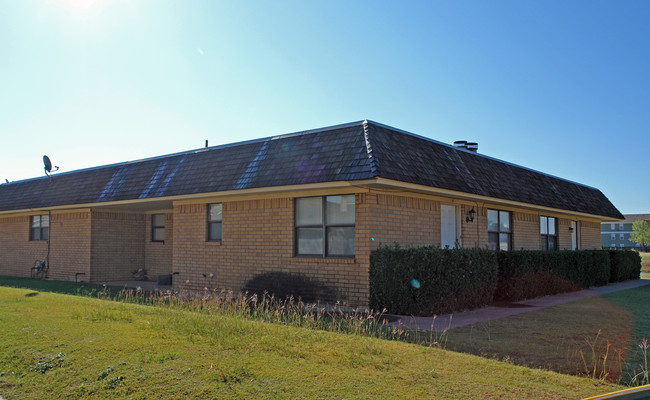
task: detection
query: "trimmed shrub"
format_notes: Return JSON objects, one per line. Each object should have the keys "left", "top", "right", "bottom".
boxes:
{"left": 369, "top": 245, "right": 498, "bottom": 316}
{"left": 608, "top": 250, "right": 642, "bottom": 282}
{"left": 495, "top": 250, "right": 610, "bottom": 302}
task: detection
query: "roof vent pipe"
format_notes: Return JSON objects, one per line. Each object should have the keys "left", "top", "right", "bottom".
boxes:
{"left": 466, "top": 142, "right": 478, "bottom": 152}
{"left": 205, "top": 140, "right": 208, "bottom": 148}
{"left": 453, "top": 140, "right": 468, "bottom": 149}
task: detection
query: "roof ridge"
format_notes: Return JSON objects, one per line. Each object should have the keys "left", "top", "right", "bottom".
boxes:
{"left": 364, "top": 120, "right": 602, "bottom": 192}
{"left": 362, "top": 120, "right": 379, "bottom": 177}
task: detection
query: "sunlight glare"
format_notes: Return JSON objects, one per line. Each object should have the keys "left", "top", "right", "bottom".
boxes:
{"left": 61, "top": 0, "right": 105, "bottom": 19}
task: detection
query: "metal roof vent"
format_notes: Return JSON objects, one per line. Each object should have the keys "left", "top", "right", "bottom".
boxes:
{"left": 453, "top": 140, "right": 468, "bottom": 149}
{"left": 466, "top": 142, "right": 478, "bottom": 152}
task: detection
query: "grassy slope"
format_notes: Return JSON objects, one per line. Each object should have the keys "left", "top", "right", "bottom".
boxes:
{"left": 446, "top": 284, "right": 650, "bottom": 384}
{"left": 0, "top": 287, "right": 621, "bottom": 400}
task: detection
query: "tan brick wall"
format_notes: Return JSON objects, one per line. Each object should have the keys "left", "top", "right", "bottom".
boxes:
{"left": 512, "top": 211, "right": 540, "bottom": 250}
{"left": 172, "top": 194, "right": 370, "bottom": 306}
{"left": 144, "top": 212, "right": 173, "bottom": 279}
{"left": 0, "top": 212, "right": 91, "bottom": 280}
{"left": 460, "top": 205, "right": 487, "bottom": 248}
{"left": 580, "top": 221, "right": 601, "bottom": 249}
{"left": 367, "top": 192, "right": 440, "bottom": 249}
{"left": 0, "top": 215, "right": 48, "bottom": 277}
{"left": 558, "top": 218, "right": 572, "bottom": 250}
{"left": 90, "top": 211, "right": 145, "bottom": 281}
{"left": 49, "top": 212, "right": 91, "bottom": 281}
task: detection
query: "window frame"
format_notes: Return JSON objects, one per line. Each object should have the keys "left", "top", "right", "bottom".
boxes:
{"left": 207, "top": 203, "right": 223, "bottom": 242}
{"left": 30, "top": 215, "right": 49, "bottom": 242}
{"left": 487, "top": 209, "right": 511, "bottom": 251}
{"left": 540, "top": 216, "right": 558, "bottom": 251}
{"left": 295, "top": 195, "right": 355, "bottom": 258}
{"left": 151, "top": 213, "right": 165, "bottom": 243}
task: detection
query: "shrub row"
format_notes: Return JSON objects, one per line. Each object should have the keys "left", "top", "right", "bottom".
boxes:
{"left": 495, "top": 250, "right": 611, "bottom": 302}
{"left": 608, "top": 250, "right": 642, "bottom": 283}
{"left": 369, "top": 245, "right": 498, "bottom": 316}
{"left": 370, "top": 246, "right": 642, "bottom": 315}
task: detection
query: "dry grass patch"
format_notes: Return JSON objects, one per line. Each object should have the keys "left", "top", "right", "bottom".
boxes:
{"left": 0, "top": 286, "right": 623, "bottom": 399}
{"left": 446, "top": 285, "right": 650, "bottom": 385}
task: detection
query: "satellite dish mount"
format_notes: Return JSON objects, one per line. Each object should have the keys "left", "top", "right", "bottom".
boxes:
{"left": 43, "top": 155, "right": 59, "bottom": 176}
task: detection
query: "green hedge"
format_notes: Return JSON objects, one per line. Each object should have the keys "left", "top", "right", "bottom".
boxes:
{"left": 495, "top": 250, "right": 610, "bottom": 302}
{"left": 369, "top": 245, "right": 498, "bottom": 316}
{"left": 608, "top": 250, "right": 642, "bottom": 282}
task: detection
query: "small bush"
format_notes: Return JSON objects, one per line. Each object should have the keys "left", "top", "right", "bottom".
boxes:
{"left": 608, "top": 250, "right": 642, "bottom": 282}
{"left": 370, "top": 245, "right": 498, "bottom": 315}
{"left": 495, "top": 250, "right": 610, "bottom": 302}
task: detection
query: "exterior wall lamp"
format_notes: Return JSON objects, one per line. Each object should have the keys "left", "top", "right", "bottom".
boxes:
{"left": 568, "top": 226, "right": 574, "bottom": 232}
{"left": 466, "top": 207, "right": 476, "bottom": 223}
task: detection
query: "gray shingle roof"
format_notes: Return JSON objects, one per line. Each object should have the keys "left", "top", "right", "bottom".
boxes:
{"left": 622, "top": 214, "right": 650, "bottom": 223}
{"left": 0, "top": 120, "right": 623, "bottom": 219}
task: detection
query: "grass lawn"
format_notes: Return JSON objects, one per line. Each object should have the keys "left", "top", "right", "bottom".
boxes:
{"left": 0, "top": 285, "right": 622, "bottom": 400}
{"left": 641, "top": 252, "right": 650, "bottom": 273}
{"left": 445, "top": 284, "right": 650, "bottom": 385}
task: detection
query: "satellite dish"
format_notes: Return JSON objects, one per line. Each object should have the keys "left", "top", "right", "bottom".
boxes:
{"left": 43, "top": 156, "right": 52, "bottom": 173}
{"left": 43, "top": 155, "right": 59, "bottom": 176}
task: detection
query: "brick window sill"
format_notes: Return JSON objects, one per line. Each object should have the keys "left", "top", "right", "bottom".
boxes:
{"left": 291, "top": 256, "right": 357, "bottom": 264}
{"left": 205, "top": 241, "right": 222, "bottom": 246}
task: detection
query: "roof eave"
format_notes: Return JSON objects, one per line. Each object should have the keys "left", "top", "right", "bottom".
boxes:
{"left": 369, "top": 178, "right": 623, "bottom": 221}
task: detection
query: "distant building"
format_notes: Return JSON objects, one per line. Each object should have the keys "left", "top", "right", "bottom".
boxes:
{"left": 601, "top": 214, "right": 650, "bottom": 249}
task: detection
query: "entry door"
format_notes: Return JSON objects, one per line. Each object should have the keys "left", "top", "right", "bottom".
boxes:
{"left": 570, "top": 221, "right": 579, "bottom": 250}
{"left": 441, "top": 205, "right": 458, "bottom": 248}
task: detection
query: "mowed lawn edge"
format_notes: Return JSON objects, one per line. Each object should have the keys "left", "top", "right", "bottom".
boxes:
{"left": 0, "top": 286, "right": 622, "bottom": 399}
{"left": 445, "top": 283, "right": 650, "bottom": 386}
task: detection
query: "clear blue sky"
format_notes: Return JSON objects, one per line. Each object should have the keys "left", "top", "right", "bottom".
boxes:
{"left": 1, "top": 0, "right": 648, "bottom": 214}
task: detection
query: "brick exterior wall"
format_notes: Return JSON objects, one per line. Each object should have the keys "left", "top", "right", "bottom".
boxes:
{"left": 367, "top": 192, "right": 440, "bottom": 249}
{"left": 49, "top": 212, "right": 91, "bottom": 281}
{"left": 512, "top": 211, "right": 539, "bottom": 250}
{"left": 0, "top": 215, "right": 48, "bottom": 278}
{"left": 0, "top": 212, "right": 91, "bottom": 280}
{"left": 460, "top": 205, "right": 487, "bottom": 248}
{"left": 580, "top": 221, "right": 601, "bottom": 249}
{"left": 90, "top": 211, "right": 145, "bottom": 282}
{"left": 0, "top": 187, "right": 611, "bottom": 306}
{"left": 172, "top": 195, "right": 371, "bottom": 305}
{"left": 144, "top": 211, "right": 173, "bottom": 280}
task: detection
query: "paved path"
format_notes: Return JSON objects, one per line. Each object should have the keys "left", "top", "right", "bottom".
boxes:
{"left": 389, "top": 279, "right": 650, "bottom": 333}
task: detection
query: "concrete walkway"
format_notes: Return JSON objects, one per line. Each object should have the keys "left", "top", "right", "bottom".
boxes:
{"left": 389, "top": 279, "right": 650, "bottom": 333}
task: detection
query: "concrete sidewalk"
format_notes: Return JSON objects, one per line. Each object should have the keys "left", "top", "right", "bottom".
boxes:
{"left": 389, "top": 278, "right": 650, "bottom": 333}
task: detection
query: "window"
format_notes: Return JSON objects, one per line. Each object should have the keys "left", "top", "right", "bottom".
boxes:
{"left": 610, "top": 223, "right": 615, "bottom": 230}
{"left": 540, "top": 216, "right": 557, "bottom": 251}
{"left": 619, "top": 224, "right": 624, "bottom": 230}
{"left": 207, "top": 203, "right": 222, "bottom": 241}
{"left": 611, "top": 234, "right": 616, "bottom": 240}
{"left": 487, "top": 209, "right": 511, "bottom": 251}
{"left": 619, "top": 233, "right": 625, "bottom": 240}
{"left": 620, "top": 244, "right": 625, "bottom": 248}
{"left": 152, "top": 214, "right": 165, "bottom": 242}
{"left": 295, "top": 195, "right": 355, "bottom": 257}
{"left": 30, "top": 215, "right": 49, "bottom": 241}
